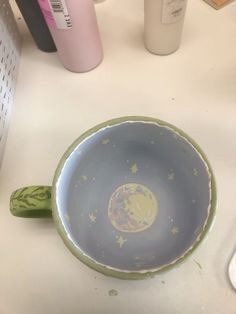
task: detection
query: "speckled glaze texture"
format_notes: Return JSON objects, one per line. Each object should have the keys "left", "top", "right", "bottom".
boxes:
{"left": 51, "top": 117, "right": 216, "bottom": 279}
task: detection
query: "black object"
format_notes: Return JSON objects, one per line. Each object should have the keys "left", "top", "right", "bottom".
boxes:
{"left": 15, "top": 0, "right": 56, "bottom": 52}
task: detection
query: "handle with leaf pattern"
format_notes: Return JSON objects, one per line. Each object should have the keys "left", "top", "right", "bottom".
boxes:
{"left": 10, "top": 186, "right": 52, "bottom": 218}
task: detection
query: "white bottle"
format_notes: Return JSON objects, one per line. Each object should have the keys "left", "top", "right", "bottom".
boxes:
{"left": 144, "top": 0, "right": 188, "bottom": 55}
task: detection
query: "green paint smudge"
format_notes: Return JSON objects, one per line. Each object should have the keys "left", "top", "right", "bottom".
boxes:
{"left": 194, "top": 260, "right": 202, "bottom": 270}
{"left": 108, "top": 289, "right": 118, "bottom": 296}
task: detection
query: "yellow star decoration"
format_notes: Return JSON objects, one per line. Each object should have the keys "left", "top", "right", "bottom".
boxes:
{"left": 89, "top": 213, "right": 96, "bottom": 223}
{"left": 116, "top": 236, "right": 127, "bottom": 248}
{"left": 130, "top": 163, "right": 138, "bottom": 174}
{"left": 82, "top": 175, "right": 88, "bottom": 181}
{"left": 171, "top": 227, "right": 179, "bottom": 235}
{"left": 101, "top": 139, "right": 110, "bottom": 145}
{"left": 193, "top": 168, "right": 198, "bottom": 176}
{"left": 168, "top": 172, "right": 175, "bottom": 180}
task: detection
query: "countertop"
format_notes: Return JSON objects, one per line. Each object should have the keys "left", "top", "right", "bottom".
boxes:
{"left": 1, "top": 0, "right": 236, "bottom": 313}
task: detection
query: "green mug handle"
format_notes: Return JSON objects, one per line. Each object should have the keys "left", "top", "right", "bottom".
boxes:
{"left": 10, "top": 186, "right": 52, "bottom": 218}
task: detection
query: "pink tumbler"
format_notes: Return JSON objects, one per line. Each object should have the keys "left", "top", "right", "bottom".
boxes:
{"left": 38, "top": 0, "right": 103, "bottom": 72}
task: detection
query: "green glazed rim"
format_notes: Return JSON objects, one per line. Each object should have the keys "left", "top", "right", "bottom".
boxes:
{"left": 52, "top": 116, "right": 217, "bottom": 280}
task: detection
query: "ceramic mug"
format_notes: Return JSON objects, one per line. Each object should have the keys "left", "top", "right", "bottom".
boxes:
{"left": 10, "top": 117, "right": 216, "bottom": 279}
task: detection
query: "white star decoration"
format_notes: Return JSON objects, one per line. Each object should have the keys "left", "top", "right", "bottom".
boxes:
{"left": 168, "top": 172, "right": 175, "bottom": 180}
{"left": 131, "top": 163, "right": 138, "bottom": 174}
{"left": 65, "top": 213, "right": 70, "bottom": 222}
{"left": 116, "top": 236, "right": 127, "bottom": 248}
{"left": 89, "top": 213, "right": 96, "bottom": 223}
{"left": 101, "top": 139, "right": 110, "bottom": 145}
{"left": 171, "top": 227, "right": 179, "bottom": 235}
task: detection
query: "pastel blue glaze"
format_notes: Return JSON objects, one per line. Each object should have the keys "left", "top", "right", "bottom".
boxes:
{"left": 55, "top": 121, "right": 212, "bottom": 272}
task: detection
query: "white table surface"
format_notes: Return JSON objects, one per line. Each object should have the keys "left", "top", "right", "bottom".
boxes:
{"left": 1, "top": 0, "right": 236, "bottom": 313}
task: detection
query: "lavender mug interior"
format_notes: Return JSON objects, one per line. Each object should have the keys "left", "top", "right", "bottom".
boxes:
{"left": 10, "top": 117, "right": 216, "bottom": 279}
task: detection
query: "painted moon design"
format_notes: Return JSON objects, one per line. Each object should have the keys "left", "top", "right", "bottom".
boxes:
{"left": 108, "top": 183, "right": 158, "bottom": 233}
